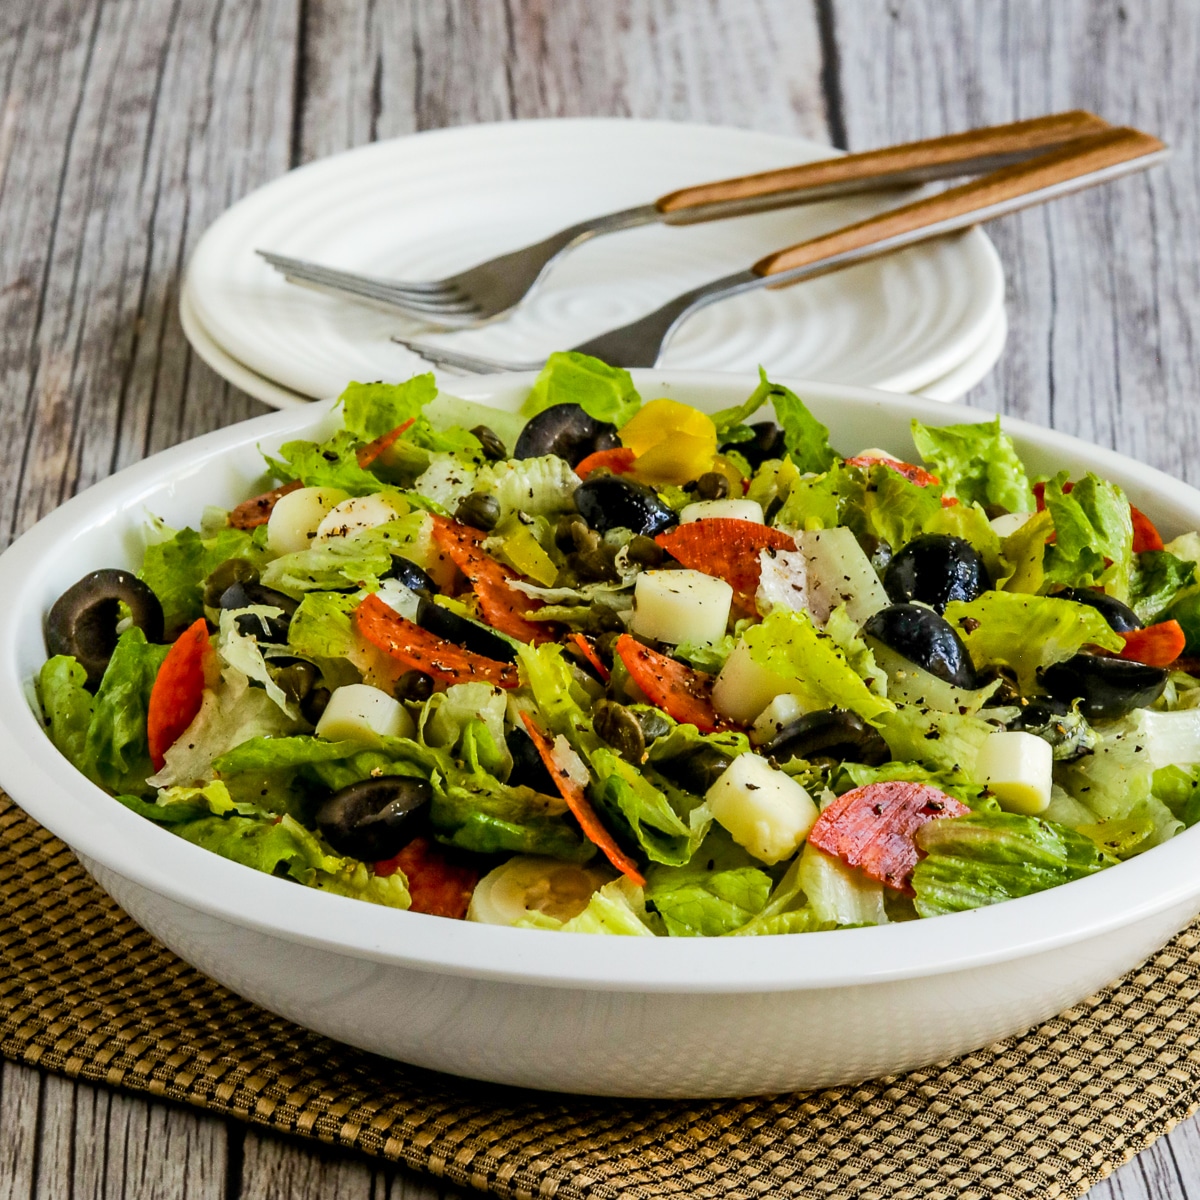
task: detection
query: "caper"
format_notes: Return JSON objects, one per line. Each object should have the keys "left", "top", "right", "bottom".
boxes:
{"left": 300, "top": 686, "right": 331, "bottom": 724}
{"left": 395, "top": 669, "right": 434, "bottom": 702}
{"left": 555, "top": 514, "right": 586, "bottom": 550}
{"left": 593, "top": 700, "right": 646, "bottom": 765}
{"left": 454, "top": 491, "right": 501, "bottom": 531}
{"left": 592, "top": 607, "right": 626, "bottom": 635}
{"left": 633, "top": 708, "right": 671, "bottom": 743}
{"left": 696, "top": 472, "right": 730, "bottom": 500}
{"left": 470, "top": 424, "right": 507, "bottom": 462}
{"left": 271, "top": 659, "right": 319, "bottom": 703}
{"left": 595, "top": 630, "right": 622, "bottom": 663}
{"left": 202, "top": 558, "right": 259, "bottom": 609}
{"left": 626, "top": 535, "right": 664, "bottom": 568}
{"left": 574, "top": 547, "right": 618, "bottom": 582}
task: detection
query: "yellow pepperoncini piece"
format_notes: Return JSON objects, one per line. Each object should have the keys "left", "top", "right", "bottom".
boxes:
{"left": 619, "top": 398, "right": 718, "bottom": 485}
{"left": 497, "top": 526, "right": 559, "bottom": 587}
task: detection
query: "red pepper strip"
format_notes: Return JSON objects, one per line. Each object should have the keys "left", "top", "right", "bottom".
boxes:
{"left": 807, "top": 781, "right": 968, "bottom": 895}
{"left": 146, "top": 618, "right": 212, "bottom": 770}
{"left": 614, "top": 634, "right": 723, "bottom": 733}
{"left": 574, "top": 447, "right": 637, "bottom": 480}
{"left": 429, "top": 515, "right": 557, "bottom": 644}
{"left": 519, "top": 712, "right": 645, "bottom": 885}
{"left": 1130, "top": 504, "right": 1164, "bottom": 553}
{"left": 571, "top": 632, "right": 610, "bottom": 682}
{"left": 354, "top": 593, "right": 519, "bottom": 688}
{"left": 654, "top": 519, "right": 796, "bottom": 616}
{"left": 227, "top": 480, "right": 301, "bottom": 530}
{"left": 844, "top": 455, "right": 940, "bottom": 487}
{"left": 1119, "top": 620, "right": 1186, "bottom": 668}
{"left": 374, "top": 836, "right": 481, "bottom": 918}
{"left": 356, "top": 416, "right": 417, "bottom": 468}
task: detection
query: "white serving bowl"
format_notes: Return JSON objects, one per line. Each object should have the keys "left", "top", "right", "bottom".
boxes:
{"left": 2, "top": 372, "right": 1199, "bottom": 1099}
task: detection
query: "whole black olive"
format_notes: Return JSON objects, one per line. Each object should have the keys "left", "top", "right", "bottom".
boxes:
{"left": 202, "top": 558, "right": 259, "bottom": 609}
{"left": 314, "top": 776, "right": 432, "bottom": 861}
{"left": 300, "top": 686, "right": 331, "bottom": 724}
{"left": 626, "top": 535, "right": 664, "bottom": 568}
{"left": 1040, "top": 653, "right": 1168, "bottom": 720}
{"left": 574, "top": 476, "right": 677, "bottom": 537}
{"left": 655, "top": 745, "right": 732, "bottom": 795}
{"left": 220, "top": 581, "right": 298, "bottom": 643}
{"left": 415, "top": 596, "right": 516, "bottom": 662}
{"left": 470, "top": 424, "right": 507, "bottom": 461}
{"left": 593, "top": 700, "right": 646, "bottom": 765}
{"left": 506, "top": 727, "right": 558, "bottom": 793}
{"left": 884, "top": 535, "right": 991, "bottom": 613}
{"left": 46, "top": 569, "right": 166, "bottom": 689}
{"left": 1056, "top": 587, "right": 1142, "bottom": 633}
{"left": 513, "top": 403, "right": 620, "bottom": 467}
{"left": 382, "top": 555, "right": 435, "bottom": 595}
{"left": 725, "top": 422, "right": 785, "bottom": 469}
{"left": 395, "top": 669, "right": 434, "bottom": 702}
{"left": 864, "top": 603, "right": 979, "bottom": 690}
{"left": 763, "top": 708, "right": 891, "bottom": 767}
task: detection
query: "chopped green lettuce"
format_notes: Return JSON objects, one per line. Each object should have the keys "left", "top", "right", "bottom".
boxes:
{"left": 911, "top": 812, "right": 1116, "bottom": 917}
{"left": 999, "top": 509, "right": 1055, "bottom": 594}
{"left": 339, "top": 375, "right": 438, "bottom": 440}
{"left": 796, "top": 842, "right": 888, "bottom": 926}
{"left": 1042, "top": 472, "right": 1134, "bottom": 601}
{"left": 140, "top": 524, "right": 262, "bottom": 634}
{"left": 645, "top": 863, "right": 771, "bottom": 936}
{"left": 1152, "top": 763, "right": 1200, "bottom": 828}
{"left": 910, "top": 416, "right": 1034, "bottom": 513}
{"left": 524, "top": 351, "right": 641, "bottom": 428}
{"left": 852, "top": 466, "right": 942, "bottom": 553}
{"left": 727, "top": 854, "right": 830, "bottom": 937}
{"left": 836, "top": 760, "right": 998, "bottom": 811}
{"left": 943, "top": 591, "right": 1124, "bottom": 694}
{"left": 520, "top": 876, "right": 658, "bottom": 935}
{"left": 265, "top": 429, "right": 386, "bottom": 495}
{"left": 758, "top": 370, "right": 837, "bottom": 474}
{"left": 1130, "top": 551, "right": 1197, "bottom": 624}
{"left": 742, "top": 608, "right": 893, "bottom": 721}
{"left": 871, "top": 702, "right": 993, "bottom": 777}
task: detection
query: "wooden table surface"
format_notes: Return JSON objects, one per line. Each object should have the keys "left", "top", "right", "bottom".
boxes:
{"left": 2, "top": 1, "right": 1199, "bottom": 1196}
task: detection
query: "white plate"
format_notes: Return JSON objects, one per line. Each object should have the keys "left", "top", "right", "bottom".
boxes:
{"left": 184, "top": 119, "right": 1005, "bottom": 401}
{"left": 4, "top": 372, "right": 1200, "bottom": 1097}
{"left": 182, "top": 275, "right": 1008, "bottom": 410}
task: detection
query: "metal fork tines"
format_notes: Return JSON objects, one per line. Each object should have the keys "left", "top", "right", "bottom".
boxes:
{"left": 393, "top": 127, "right": 1168, "bottom": 373}
{"left": 258, "top": 111, "right": 1113, "bottom": 329}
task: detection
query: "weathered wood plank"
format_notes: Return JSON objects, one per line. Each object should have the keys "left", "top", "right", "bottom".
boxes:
{"left": 0, "top": 1062, "right": 40, "bottom": 1200}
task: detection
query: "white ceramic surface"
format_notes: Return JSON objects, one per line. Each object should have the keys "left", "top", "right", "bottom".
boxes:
{"left": 184, "top": 119, "right": 1005, "bottom": 401}
{"left": 3, "top": 372, "right": 1197, "bottom": 1099}
{"left": 181, "top": 273, "right": 1008, "bottom": 410}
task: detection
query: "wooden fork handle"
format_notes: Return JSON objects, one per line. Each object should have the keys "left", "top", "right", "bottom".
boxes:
{"left": 655, "top": 110, "right": 1112, "bottom": 220}
{"left": 753, "top": 126, "right": 1167, "bottom": 279}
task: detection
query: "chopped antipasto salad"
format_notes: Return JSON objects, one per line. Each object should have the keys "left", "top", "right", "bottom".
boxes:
{"left": 35, "top": 353, "right": 1200, "bottom": 935}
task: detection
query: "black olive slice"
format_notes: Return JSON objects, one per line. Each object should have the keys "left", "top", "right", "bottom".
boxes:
{"left": 382, "top": 555, "right": 436, "bottom": 595}
{"left": 219, "top": 581, "right": 298, "bottom": 643}
{"left": 314, "top": 776, "right": 432, "bottom": 861}
{"left": 513, "top": 403, "right": 620, "bottom": 466}
{"left": 46, "top": 569, "right": 165, "bottom": 689}
{"left": 864, "top": 603, "right": 979, "bottom": 690}
{"left": 1040, "top": 653, "right": 1167, "bottom": 720}
{"left": 506, "top": 727, "right": 558, "bottom": 793}
{"left": 574, "top": 476, "right": 677, "bottom": 537}
{"left": 763, "top": 708, "right": 891, "bottom": 766}
{"left": 884, "top": 534, "right": 991, "bottom": 613}
{"left": 1055, "top": 587, "right": 1142, "bottom": 633}
{"left": 415, "top": 596, "right": 516, "bottom": 662}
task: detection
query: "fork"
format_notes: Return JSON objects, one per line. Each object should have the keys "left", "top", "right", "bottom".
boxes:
{"left": 257, "top": 111, "right": 1110, "bottom": 329}
{"left": 391, "top": 126, "right": 1166, "bottom": 374}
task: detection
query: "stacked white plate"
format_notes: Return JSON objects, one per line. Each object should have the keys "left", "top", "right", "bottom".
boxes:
{"left": 182, "top": 120, "right": 1007, "bottom": 410}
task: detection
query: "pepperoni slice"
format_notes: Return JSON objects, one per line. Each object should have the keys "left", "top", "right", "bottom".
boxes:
{"left": 147, "top": 618, "right": 212, "bottom": 770}
{"left": 614, "top": 634, "right": 723, "bottom": 732}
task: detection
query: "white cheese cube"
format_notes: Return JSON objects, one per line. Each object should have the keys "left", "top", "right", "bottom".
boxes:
{"left": 974, "top": 729, "right": 1052, "bottom": 814}
{"left": 680, "top": 499, "right": 765, "bottom": 524}
{"left": 712, "top": 640, "right": 797, "bottom": 725}
{"left": 267, "top": 486, "right": 350, "bottom": 556}
{"left": 989, "top": 511, "right": 1036, "bottom": 539}
{"left": 316, "top": 494, "right": 401, "bottom": 541}
{"left": 706, "top": 753, "right": 819, "bottom": 865}
{"left": 630, "top": 569, "right": 732, "bottom": 647}
{"left": 316, "top": 683, "right": 416, "bottom": 744}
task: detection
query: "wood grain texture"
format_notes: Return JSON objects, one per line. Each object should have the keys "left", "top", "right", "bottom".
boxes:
{"left": 2, "top": 1, "right": 1200, "bottom": 1198}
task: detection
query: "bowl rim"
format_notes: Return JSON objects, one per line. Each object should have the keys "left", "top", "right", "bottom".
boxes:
{"left": 3, "top": 369, "right": 1199, "bottom": 995}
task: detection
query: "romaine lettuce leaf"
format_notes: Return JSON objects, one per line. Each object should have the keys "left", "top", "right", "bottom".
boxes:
{"left": 999, "top": 509, "right": 1054, "bottom": 594}
{"left": 524, "top": 351, "right": 641, "bottom": 428}
{"left": 339, "top": 375, "right": 438, "bottom": 440}
{"left": 755, "top": 370, "right": 836, "bottom": 474}
{"left": 911, "top": 811, "right": 1117, "bottom": 917}
{"left": 140, "top": 524, "right": 262, "bottom": 634}
{"left": 726, "top": 854, "right": 831, "bottom": 937}
{"left": 910, "top": 416, "right": 1034, "bottom": 513}
{"left": 422, "top": 681, "right": 512, "bottom": 778}
{"left": 836, "top": 760, "right": 998, "bottom": 811}
{"left": 37, "top": 655, "right": 94, "bottom": 775}
{"left": 519, "top": 876, "right": 658, "bottom": 935}
{"left": 853, "top": 466, "right": 942, "bottom": 553}
{"left": 795, "top": 842, "right": 887, "bottom": 926}
{"left": 742, "top": 608, "right": 893, "bottom": 721}
{"left": 870, "top": 702, "right": 993, "bottom": 777}
{"left": 264, "top": 429, "right": 386, "bottom": 495}
{"left": 1153, "top": 763, "right": 1200, "bottom": 828}
{"left": 943, "top": 591, "right": 1124, "bottom": 695}
{"left": 775, "top": 462, "right": 864, "bottom": 531}
{"left": 709, "top": 371, "right": 773, "bottom": 434}
{"left": 645, "top": 864, "right": 771, "bottom": 936}
{"left": 1130, "top": 550, "right": 1197, "bottom": 624}
{"left": 1043, "top": 472, "right": 1134, "bottom": 601}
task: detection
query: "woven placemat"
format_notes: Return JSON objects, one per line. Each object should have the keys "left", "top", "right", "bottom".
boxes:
{"left": 3, "top": 793, "right": 1200, "bottom": 1200}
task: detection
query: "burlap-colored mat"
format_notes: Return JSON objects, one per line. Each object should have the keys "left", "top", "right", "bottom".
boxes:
{"left": 3, "top": 793, "right": 1200, "bottom": 1199}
